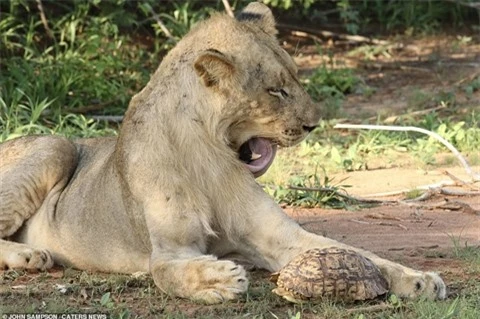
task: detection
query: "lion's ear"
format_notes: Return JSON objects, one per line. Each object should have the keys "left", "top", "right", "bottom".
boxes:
{"left": 236, "top": 2, "right": 277, "bottom": 36}
{"left": 194, "top": 49, "right": 235, "bottom": 88}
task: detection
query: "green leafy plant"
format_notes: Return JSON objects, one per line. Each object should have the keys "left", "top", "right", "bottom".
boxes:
{"left": 139, "top": 1, "right": 214, "bottom": 50}
{"left": 100, "top": 291, "right": 115, "bottom": 309}
{"left": 262, "top": 0, "right": 315, "bottom": 10}
{"left": 287, "top": 310, "right": 302, "bottom": 319}
{"left": 269, "top": 167, "right": 352, "bottom": 209}
{"left": 337, "top": 0, "right": 360, "bottom": 34}
{"left": 463, "top": 76, "right": 480, "bottom": 98}
{"left": 388, "top": 293, "right": 403, "bottom": 309}
{"left": 303, "top": 59, "right": 359, "bottom": 119}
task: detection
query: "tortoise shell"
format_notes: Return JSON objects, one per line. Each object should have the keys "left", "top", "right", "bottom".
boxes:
{"left": 270, "top": 247, "right": 389, "bottom": 303}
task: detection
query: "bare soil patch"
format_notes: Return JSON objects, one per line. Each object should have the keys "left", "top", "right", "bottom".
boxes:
{"left": 287, "top": 191, "right": 479, "bottom": 260}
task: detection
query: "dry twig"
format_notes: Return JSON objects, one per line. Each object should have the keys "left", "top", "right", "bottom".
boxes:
{"left": 443, "top": 200, "right": 480, "bottom": 215}
{"left": 36, "top": 0, "right": 54, "bottom": 39}
{"left": 454, "top": 70, "right": 480, "bottom": 86}
{"left": 221, "top": 0, "right": 234, "bottom": 17}
{"left": 350, "top": 219, "right": 408, "bottom": 230}
{"left": 365, "top": 212, "right": 402, "bottom": 221}
{"left": 443, "top": 170, "right": 480, "bottom": 190}
{"left": 152, "top": 15, "right": 174, "bottom": 39}
{"left": 404, "top": 190, "right": 435, "bottom": 202}
{"left": 361, "top": 180, "right": 456, "bottom": 198}
{"left": 402, "top": 199, "right": 479, "bottom": 216}
{"left": 359, "top": 62, "right": 431, "bottom": 73}
{"left": 439, "top": 188, "right": 480, "bottom": 196}
{"left": 349, "top": 219, "right": 370, "bottom": 225}
{"left": 363, "top": 170, "right": 480, "bottom": 200}
{"left": 388, "top": 245, "right": 439, "bottom": 251}
{"left": 289, "top": 30, "right": 323, "bottom": 43}
{"left": 278, "top": 23, "right": 389, "bottom": 45}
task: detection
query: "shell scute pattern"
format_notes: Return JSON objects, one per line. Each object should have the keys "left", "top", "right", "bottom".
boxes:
{"left": 271, "top": 247, "right": 389, "bottom": 303}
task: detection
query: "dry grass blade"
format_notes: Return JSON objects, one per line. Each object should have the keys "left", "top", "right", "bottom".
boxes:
{"left": 443, "top": 171, "right": 480, "bottom": 190}
{"left": 346, "top": 303, "right": 394, "bottom": 314}
{"left": 349, "top": 219, "right": 408, "bottom": 230}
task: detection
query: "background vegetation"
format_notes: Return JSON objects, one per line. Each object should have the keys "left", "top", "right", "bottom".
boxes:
{"left": 1, "top": 0, "right": 478, "bottom": 141}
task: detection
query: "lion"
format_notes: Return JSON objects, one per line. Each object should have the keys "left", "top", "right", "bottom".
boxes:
{"left": 0, "top": 3, "right": 445, "bottom": 304}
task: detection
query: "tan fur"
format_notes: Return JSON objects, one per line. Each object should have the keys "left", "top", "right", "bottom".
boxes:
{"left": 0, "top": 3, "right": 445, "bottom": 303}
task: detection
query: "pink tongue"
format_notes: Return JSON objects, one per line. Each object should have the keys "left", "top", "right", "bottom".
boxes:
{"left": 244, "top": 138, "right": 277, "bottom": 178}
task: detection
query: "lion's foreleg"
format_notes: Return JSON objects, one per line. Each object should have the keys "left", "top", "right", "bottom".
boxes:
{"left": 236, "top": 194, "right": 446, "bottom": 300}
{"left": 143, "top": 197, "right": 248, "bottom": 304}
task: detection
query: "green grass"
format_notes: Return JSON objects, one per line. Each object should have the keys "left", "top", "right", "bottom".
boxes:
{"left": 265, "top": 0, "right": 478, "bottom": 34}
{"left": 0, "top": 0, "right": 214, "bottom": 142}
{"left": 3, "top": 241, "right": 477, "bottom": 318}
{"left": 264, "top": 166, "right": 356, "bottom": 209}
{"left": 1, "top": 258, "right": 479, "bottom": 319}
{"left": 451, "top": 236, "right": 480, "bottom": 272}
{"left": 2, "top": 241, "right": 480, "bottom": 317}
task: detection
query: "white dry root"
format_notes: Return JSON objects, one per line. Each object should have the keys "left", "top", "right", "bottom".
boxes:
{"left": 334, "top": 123, "right": 480, "bottom": 182}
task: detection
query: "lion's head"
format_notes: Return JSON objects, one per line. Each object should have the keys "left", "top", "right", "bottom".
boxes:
{"left": 190, "top": 3, "right": 321, "bottom": 177}
{"left": 128, "top": 3, "right": 321, "bottom": 178}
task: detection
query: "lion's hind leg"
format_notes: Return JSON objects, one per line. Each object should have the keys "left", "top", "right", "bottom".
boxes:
{"left": 0, "top": 135, "right": 78, "bottom": 270}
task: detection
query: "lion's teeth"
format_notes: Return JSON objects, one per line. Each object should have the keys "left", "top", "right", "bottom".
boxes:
{"left": 251, "top": 152, "right": 262, "bottom": 160}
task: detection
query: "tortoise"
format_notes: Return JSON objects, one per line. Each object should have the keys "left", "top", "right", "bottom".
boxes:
{"left": 270, "top": 247, "right": 389, "bottom": 303}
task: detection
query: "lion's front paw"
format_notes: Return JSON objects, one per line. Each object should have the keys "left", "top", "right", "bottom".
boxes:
{"left": 188, "top": 258, "right": 248, "bottom": 304}
{"left": 383, "top": 264, "right": 446, "bottom": 300}
{"left": 396, "top": 271, "right": 446, "bottom": 300}
{"left": 152, "top": 256, "right": 248, "bottom": 304}
{"left": 1, "top": 244, "right": 53, "bottom": 271}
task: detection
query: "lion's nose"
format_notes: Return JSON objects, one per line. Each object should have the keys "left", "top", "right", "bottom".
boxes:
{"left": 302, "top": 125, "right": 318, "bottom": 133}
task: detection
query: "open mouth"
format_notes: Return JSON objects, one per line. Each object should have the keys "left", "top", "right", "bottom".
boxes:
{"left": 238, "top": 137, "right": 277, "bottom": 178}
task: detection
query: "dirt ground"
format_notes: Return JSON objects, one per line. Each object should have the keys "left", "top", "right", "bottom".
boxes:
{"left": 286, "top": 168, "right": 480, "bottom": 264}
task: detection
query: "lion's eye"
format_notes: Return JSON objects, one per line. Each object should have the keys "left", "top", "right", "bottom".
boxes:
{"left": 268, "top": 88, "right": 289, "bottom": 99}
